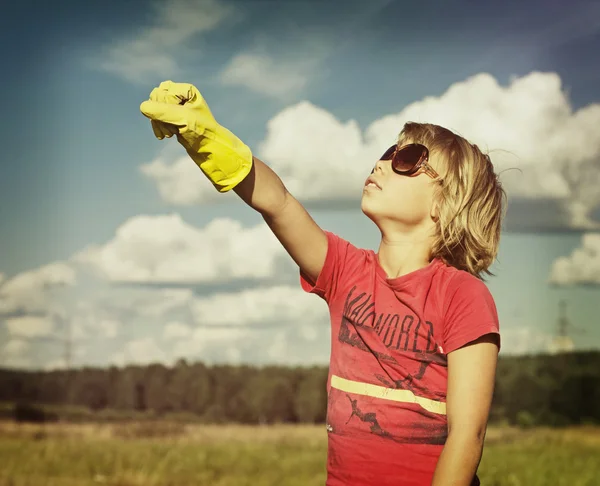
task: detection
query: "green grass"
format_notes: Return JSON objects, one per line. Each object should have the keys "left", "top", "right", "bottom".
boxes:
{"left": 478, "top": 427, "right": 600, "bottom": 486}
{"left": 0, "top": 422, "right": 598, "bottom": 485}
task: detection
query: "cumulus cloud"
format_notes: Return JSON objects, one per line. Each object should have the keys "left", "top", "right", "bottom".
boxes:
{"left": 98, "top": 320, "right": 119, "bottom": 339}
{"left": 170, "top": 320, "right": 327, "bottom": 366}
{"left": 1, "top": 354, "right": 32, "bottom": 369}
{"left": 217, "top": 1, "right": 393, "bottom": 99}
{"left": 0, "top": 215, "right": 327, "bottom": 368}
{"left": 142, "top": 71, "right": 600, "bottom": 230}
{"left": 160, "top": 286, "right": 328, "bottom": 364}
{"left": 0, "top": 264, "right": 74, "bottom": 369}
{"left": 220, "top": 53, "right": 312, "bottom": 99}
{"left": 548, "top": 233, "right": 600, "bottom": 286}
{"left": 140, "top": 101, "right": 371, "bottom": 205}
{"left": 261, "top": 71, "right": 600, "bottom": 228}
{"left": 95, "top": 288, "right": 195, "bottom": 320}
{"left": 2, "top": 339, "right": 30, "bottom": 357}
{"left": 139, "top": 156, "right": 216, "bottom": 206}
{"left": 5, "top": 316, "right": 56, "bottom": 338}
{"left": 164, "top": 321, "right": 193, "bottom": 340}
{"left": 44, "top": 358, "right": 68, "bottom": 371}
{"left": 191, "top": 285, "right": 328, "bottom": 327}
{"left": 95, "top": 0, "right": 235, "bottom": 83}
{"left": 266, "top": 330, "right": 289, "bottom": 362}
{"left": 67, "top": 304, "right": 124, "bottom": 341}
{"left": 0, "top": 262, "right": 75, "bottom": 316}
{"left": 171, "top": 326, "right": 249, "bottom": 359}
{"left": 111, "top": 337, "right": 168, "bottom": 366}
{"left": 499, "top": 326, "right": 556, "bottom": 356}
{"left": 74, "top": 214, "right": 287, "bottom": 284}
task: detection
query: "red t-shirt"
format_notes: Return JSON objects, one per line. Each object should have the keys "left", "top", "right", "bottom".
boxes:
{"left": 300, "top": 232, "right": 500, "bottom": 486}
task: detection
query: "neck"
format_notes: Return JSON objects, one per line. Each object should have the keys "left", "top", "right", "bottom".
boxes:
{"left": 376, "top": 229, "right": 435, "bottom": 279}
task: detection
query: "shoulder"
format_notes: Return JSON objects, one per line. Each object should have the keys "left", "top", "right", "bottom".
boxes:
{"left": 438, "top": 264, "right": 496, "bottom": 315}
{"left": 325, "top": 231, "right": 373, "bottom": 262}
{"left": 436, "top": 263, "right": 500, "bottom": 353}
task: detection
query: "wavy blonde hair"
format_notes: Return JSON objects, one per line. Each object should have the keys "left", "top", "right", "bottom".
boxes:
{"left": 398, "top": 122, "right": 507, "bottom": 281}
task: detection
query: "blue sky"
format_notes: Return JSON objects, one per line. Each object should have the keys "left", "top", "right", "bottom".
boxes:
{"left": 0, "top": 0, "right": 599, "bottom": 369}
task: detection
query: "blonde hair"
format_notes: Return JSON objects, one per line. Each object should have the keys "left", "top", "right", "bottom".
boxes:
{"left": 398, "top": 122, "right": 507, "bottom": 281}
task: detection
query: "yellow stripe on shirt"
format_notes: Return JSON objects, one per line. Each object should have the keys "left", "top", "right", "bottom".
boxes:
{"left": 330, "top": 374, "right": 447, "bottom": 415}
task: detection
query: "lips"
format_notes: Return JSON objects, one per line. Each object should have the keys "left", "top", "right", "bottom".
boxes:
{"left": 364, "top": 176, "right": 382, "bottom": 190}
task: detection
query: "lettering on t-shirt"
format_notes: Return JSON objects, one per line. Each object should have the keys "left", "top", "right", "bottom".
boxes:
{"left": 326, "top": 286, "right": 450, "bottom": 447}
{"left": 340, "top": 285, "right": 438, "bottom": 355}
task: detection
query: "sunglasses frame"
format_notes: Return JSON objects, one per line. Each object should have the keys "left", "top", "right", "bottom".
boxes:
{"left": 380, "top": 143, "right": 441, "bottom": 180}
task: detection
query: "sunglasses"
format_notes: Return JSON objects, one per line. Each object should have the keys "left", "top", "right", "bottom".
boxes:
{"left": 376, "top": 143, "right": 440, "bottom": 180}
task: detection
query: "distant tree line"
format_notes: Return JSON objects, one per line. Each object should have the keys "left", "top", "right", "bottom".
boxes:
{"left": 0, "top": 351, "right": 599, "bottom": 426}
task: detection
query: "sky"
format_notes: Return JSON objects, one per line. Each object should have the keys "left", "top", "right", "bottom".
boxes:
{"left": 0, "top": 0, "right": 599, "bottom": 370}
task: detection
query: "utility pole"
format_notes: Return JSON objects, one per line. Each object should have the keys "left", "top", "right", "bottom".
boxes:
{"left": 548, "top": 300, "right": 577, "bottom": 354}
{"left": 65, "top": 314, "right": 72, "bottom": 372}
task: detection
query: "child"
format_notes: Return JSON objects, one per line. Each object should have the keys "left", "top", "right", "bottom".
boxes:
{"left": 141, "top": 81, "right": 505, "bottom": 486}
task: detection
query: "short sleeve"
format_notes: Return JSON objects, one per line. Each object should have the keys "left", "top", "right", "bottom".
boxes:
{"left": 300, "top": 231, "right": 352, "bottom": 303}
{"left": 442, "top": 275, "right": 501, "bottom": 354}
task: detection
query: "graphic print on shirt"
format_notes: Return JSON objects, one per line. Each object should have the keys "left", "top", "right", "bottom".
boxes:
{"left": 343, "top": 394, "right": 448, "bottom": 445}
{"left": 339, "top": 286, "right": 447, "bottom": 383}
{"left": 330, "top": 285, "right": 449, "bottom": 444}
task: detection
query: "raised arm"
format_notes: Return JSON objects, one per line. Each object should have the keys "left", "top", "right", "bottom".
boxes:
{"left": 234, "top": 157, "right": 327, "bottom": 285}
{"left": 140, "top": 81, "right": 327, "bottom": 284}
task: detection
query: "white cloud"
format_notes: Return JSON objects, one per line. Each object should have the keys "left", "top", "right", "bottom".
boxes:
{"left": 2, "top": 339, "right": 30, "bottom": 356}
{"left": 1, "top": 337, "right": 32, "bottom": 369}
{"left": 143, "top": 71, "right": 600, "bottom": 230}
{"left": 299, "top": 324, "right": 319, "bottom": 342}
{"left": 546, "top": 336, "right": 575, "bottom": 355}
{"left": 68, "top": 312, "right": 121, "bottom": 340}
{"left": 44, "top": 358, "right": 67, "bottom": 371}
{"left": 75, "top": 214, "right": 287, "bottom": 283}
{"left": 1, "top": 355, "right": 33, "bottom": 369}
{"left": 162, "top": 286, "right": 328, "bottom": 364}
{"left": 143, "top": 289, "right": 195, "bottom": 315}
{"left": 217, "top": 2, "right": 392, "bottom": 99}
{"left": 499, "top": 327, "right": 555, "bottom": 356}
{"left": 266, "top": 330, "right": 288, "bottom": 361}
{"left": 220, "top": 53, "right": 311, "bottom": 99}
{"left": 5, "top": 316, "right": 55, "bottom": 338}
{"left": 95, "top": 0, "right": 235, "bottom": 83}
{"left": 548, "top": 233, "right": 600, "bottom": 286}
{"left": 100, "top": 288, "right": 194, "bottom": 320}
{"left": 70, "top": 318, "right": 89, "bottom": 340}
{"left": 139, "top": 155, "right": 216, "bottom": 206}
{"left": 113, "top": 337, "right": 168, "bottom": 366}
{"left": 99, "top": 320, "right": 119, "bottom": 339}
{"left": 140, "top": 101, "right": 371, "bottom": 205}
{"left": 0, "top": 262, "right": 75, "bottom": 315}
{"left": 191, "top": 285, "right": 328, "bottom": 326}
{"left": 261, "top": 72, "right": 600, "bottom": 228}
{"left": 259, "top": 101, "right": 374, "bottom": 199}
{"left": 164, "top": 321, "right": 192, "bottom": 340}
{"left": 171, "top": 326, "right": 249, "bottom": 359}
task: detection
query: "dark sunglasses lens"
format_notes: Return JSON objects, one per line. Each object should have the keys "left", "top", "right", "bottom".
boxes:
{"left": 393, "top": 144, "right": 425, "bottom": 172}
{"left": 380, "top": 145, "right": 397, "bottom": 160}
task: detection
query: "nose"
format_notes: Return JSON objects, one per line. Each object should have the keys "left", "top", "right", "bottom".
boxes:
{"left": 371, "top": 159, "right": 385, "bottom": 174}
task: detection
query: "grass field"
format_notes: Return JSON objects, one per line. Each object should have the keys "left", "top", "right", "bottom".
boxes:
{"left": 0, "top": 421, "right": 599, "bottom": 486}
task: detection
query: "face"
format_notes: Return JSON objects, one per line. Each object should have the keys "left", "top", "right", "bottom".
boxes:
{"left": 361, "top": 143, "right": 441, "bottom": 232}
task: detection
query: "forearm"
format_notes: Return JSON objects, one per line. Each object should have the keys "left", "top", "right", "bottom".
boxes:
{"left": 233, "top": 157, "right": 289, "bottom": 216}
{"left": 430, "top": 432, "right": 484, "bottom": 486}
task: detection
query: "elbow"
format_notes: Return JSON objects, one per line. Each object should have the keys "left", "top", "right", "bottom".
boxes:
{"left": 260, "top": 189, "right": 293, "bottom": 222}
{"left": 447, "top": 422, "right": 487, "bottom": 445}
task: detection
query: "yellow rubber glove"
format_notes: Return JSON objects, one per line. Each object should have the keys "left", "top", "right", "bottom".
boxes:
{"left": 140, "top": 81, "right": 253, "bottom": 192}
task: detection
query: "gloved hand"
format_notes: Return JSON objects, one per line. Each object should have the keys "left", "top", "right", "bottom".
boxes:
{"left": 140, "top": 81, "right": 253, "bottom": 192}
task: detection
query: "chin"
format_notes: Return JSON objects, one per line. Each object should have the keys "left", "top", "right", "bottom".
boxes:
{"left": 361, "top": 198, "right": 379, "bottom": 223}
